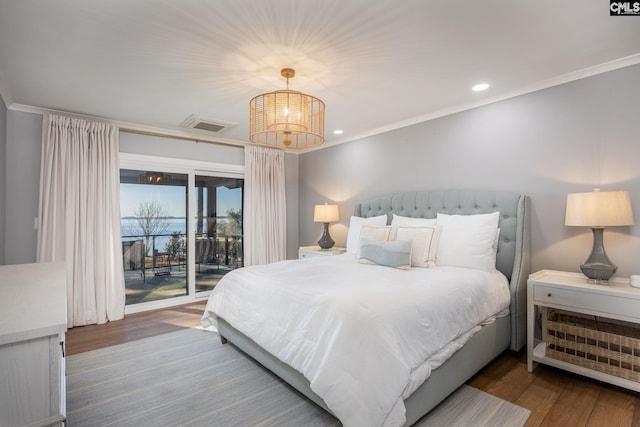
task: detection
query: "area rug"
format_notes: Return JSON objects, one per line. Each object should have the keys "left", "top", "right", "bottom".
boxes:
{"left": 66, "top": 328, "right": 530, "bottom": 426}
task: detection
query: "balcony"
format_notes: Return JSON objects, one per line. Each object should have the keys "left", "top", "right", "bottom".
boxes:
{"left": 122, "top": 233, "right": 243, "bottom": 305}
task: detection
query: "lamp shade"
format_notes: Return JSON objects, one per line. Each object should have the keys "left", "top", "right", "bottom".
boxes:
{"left": 565, "top": 191, "right": 634, "bottom": 227}
{"left": 314, "top": 204, "right": 339, "bottom": 223}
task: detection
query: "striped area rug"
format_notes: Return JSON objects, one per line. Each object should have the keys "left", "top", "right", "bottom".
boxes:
{"left": 66, "top": 328, "right": 529, "bottom": 426}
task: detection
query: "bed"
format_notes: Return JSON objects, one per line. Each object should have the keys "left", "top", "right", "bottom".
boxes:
{"left": 202, "top": 189, "right": 531, "bottom": 427}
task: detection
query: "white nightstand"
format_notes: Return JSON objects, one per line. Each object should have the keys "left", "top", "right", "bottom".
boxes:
{"left": 298, "top": 246, "right": 346, "bottom": 259}
{"left": 527, "top": 269, "right": 640, "bottom": 391}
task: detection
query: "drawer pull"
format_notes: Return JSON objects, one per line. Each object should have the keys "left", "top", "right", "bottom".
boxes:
{"left": 547, "top": 293, "right": 552, "bottom": 297}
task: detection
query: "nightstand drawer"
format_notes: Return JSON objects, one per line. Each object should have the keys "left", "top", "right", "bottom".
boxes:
{"left": 299, "top": 251, "right": 317, "bottom": 259}
{"left": 298, "top": 246, "right": 346, "bottom": 259}
{"left": 534, "top": 284, "right": 640, "bottom": 321}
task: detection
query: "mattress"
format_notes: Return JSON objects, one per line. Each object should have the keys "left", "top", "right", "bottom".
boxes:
{"left": 202, "top": 254, "right": 511, "bottom": 427}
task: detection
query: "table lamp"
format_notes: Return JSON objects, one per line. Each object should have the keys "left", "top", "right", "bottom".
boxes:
{"left": 565, "top": 190, "right": 634, "bottom": 282}
{"left": 314, "top": 203, "right": 339, "bottom": 249}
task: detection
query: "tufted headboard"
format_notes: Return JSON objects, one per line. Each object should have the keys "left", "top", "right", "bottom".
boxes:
{"left": 354, "top": 190, "right": 531, "bottom": 351}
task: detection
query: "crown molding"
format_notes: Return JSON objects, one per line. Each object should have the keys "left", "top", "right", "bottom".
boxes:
{"left": 304, "top": 53, "right": 640, "bottom": 153}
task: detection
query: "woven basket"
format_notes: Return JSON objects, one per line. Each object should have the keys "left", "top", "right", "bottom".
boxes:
{"left": 546, "top": 310, "right": 640, "bottom": 382}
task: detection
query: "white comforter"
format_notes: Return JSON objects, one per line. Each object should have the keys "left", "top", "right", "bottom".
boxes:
{"left": 201, "top": 254, "right": 511, "bottom": 427}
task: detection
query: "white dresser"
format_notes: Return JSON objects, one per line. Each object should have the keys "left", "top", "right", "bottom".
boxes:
{"left": 0, "top": 262, "right": 67, "bottom": 427}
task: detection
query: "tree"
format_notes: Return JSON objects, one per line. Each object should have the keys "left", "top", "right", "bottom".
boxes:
{"left": 130, "top": 201, "right": 171, "bottom": 256}
{"left": 164, "top": 231, "right": 185, "bottom": 261}
{"left": 216, "top": 208, "right": 242, "bottom": 237}
{"left": 216, "top": 208, "right": 243, "bottom": 265}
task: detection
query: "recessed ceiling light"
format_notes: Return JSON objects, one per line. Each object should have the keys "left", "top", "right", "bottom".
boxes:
{"left": 333, "top": 130, "right": 344, "bottom": 135}
{"left": 472, "top": 83, "right": 490, "bottom": 92}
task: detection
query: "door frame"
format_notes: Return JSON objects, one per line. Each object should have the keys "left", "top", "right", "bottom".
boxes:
{"left": 120, "top": 153, "right": 244, "bottom": 314}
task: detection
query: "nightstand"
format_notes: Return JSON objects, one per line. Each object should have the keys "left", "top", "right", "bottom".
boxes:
{"left": 527, "top": 269, "right": 640, "bottom": 391}
{"left": 298, "top": 246, "right": 346, "bottom": 259}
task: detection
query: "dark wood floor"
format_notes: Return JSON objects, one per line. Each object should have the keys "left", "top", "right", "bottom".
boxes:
{"left": 65, "top": 301, "right": 207, "bottom": 355}
{"left": 66, "top": 301, "right": 640, "bottom": 427}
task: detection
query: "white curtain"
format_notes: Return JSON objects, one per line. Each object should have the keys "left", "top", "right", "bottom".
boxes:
{"left": 244, "top": 145, "right": 287, "bottom": 266}
{"left": 37, "top": 114, "right": 125, "bottom": 327}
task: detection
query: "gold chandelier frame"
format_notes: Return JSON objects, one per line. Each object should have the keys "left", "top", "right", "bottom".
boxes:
{"left": 249, "top": 68, "right": 325, "bottom": 149}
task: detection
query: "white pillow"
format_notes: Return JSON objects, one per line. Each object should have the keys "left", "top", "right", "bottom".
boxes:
{"left": 391, "top": 214, "right": 437, "bottom": 227}
{"left": 345, "top": 214, "right": 388, "bottom": 254}
{"left": 390, "top": 215, "right": 438, "bottom": 240}
{"left": 395, "top": 225, "right": 442, "bottom": 268}
{"left": 436, "top": 212, "right": 500, "bottom": 272}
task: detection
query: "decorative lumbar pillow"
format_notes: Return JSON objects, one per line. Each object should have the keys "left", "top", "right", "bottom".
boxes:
{"left": 356, "top": 225, "right": 393, "bottom": 257}
{"left": 345, "top": 214, "right": 388, "bottom": 254}
{"left": 436, "top": 212, "right": 500, "bottom": 272}
{"left": 358, "top": 239, "right": 412, "bottom": 270}
{"left": 395, "top": 225, "right": 442, "bottom": 268}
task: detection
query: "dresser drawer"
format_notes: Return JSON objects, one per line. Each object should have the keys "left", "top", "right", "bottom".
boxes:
{"left": 534, "top": 284, "right": 640, "bottom": 321}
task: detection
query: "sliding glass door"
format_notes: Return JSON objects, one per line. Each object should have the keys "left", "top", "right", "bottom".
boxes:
{"left": 120, "top": 169, "right": 188, "bottom": 305}
{"left": 194, "top": 174, "right": 244, "bottom": 293}
{"left": 119, "top": 154, "right": 244, "bottom": 312}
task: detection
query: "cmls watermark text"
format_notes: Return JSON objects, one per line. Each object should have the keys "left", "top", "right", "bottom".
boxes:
{"left": 610, "top": 1, "right": 640, "bottom": 15}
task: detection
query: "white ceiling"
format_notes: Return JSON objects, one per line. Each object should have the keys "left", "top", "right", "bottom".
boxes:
{"left": 1, "top": 0, "right": 639, "bottom": 149}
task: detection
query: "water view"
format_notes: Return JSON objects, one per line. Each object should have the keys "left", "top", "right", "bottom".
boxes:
{"left": 119, "top": 169, "right": 244, "bottom": 305}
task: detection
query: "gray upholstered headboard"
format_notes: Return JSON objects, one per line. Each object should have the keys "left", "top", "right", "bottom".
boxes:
{"left": 354, "top": 190, "right": 531, "bottom": 351}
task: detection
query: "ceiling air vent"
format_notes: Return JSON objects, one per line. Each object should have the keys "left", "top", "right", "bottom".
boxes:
{"left": 179, "top": 114, "right": 237, "bottom": 134}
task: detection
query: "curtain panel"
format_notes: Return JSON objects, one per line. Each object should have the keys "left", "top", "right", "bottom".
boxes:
{"left": 244, "top": 145, "right": 287, "bottom": 266}
{"left": 37, "top": 114, "right": 125, "bottom": 327}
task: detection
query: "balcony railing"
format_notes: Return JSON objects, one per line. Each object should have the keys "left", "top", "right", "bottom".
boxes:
{"left": 122, "top": 233, "right": 243, "bottom": 280}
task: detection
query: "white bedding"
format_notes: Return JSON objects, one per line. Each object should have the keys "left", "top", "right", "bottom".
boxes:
{"left": 201, "top": 254, "right": 511, "bottom": 427}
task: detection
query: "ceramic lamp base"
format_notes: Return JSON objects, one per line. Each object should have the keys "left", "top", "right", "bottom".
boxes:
{"left": 317, "top": 222, "right": 335, "bottom": 249}
{"left": 580, "top": 227, "right": 617, "bottom": 282}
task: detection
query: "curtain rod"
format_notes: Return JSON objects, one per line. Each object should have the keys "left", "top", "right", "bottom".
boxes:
{"left": 8, "top": 103, "right": 249, "bottom": 149}
{"left": 119, "top": 127, "right": 247, "bottom": 149}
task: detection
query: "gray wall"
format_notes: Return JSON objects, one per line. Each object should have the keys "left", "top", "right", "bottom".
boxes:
{"left": 2, "top": 121, "right": 300, "bottom": 265}
{"left": 0, "top": 97, "right": 6, "bottom": 264}
{"left": 5, "top": 110, "right": 42, "bottom": 264}
{"left": 284, "top": 152, "right": 300, "bottom": 260}
{"left": 299, "top": 64, "right": 640, "bottom": 278}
